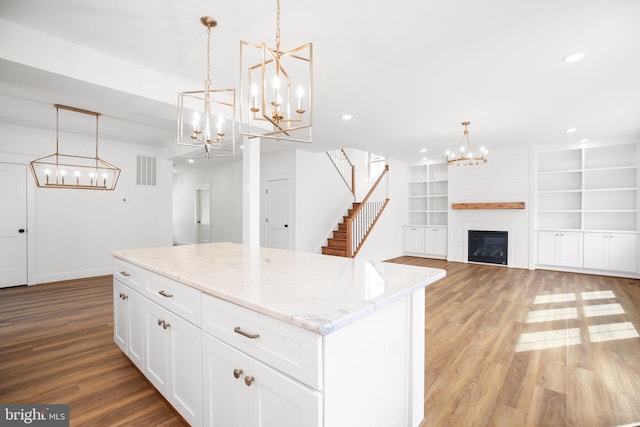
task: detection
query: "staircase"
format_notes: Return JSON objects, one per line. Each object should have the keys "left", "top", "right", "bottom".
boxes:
{"left": 321, "top": 161, "right": 390, "bottom": 258}
{"left": 322, "top": 203, "right": 360, "bottom": 257}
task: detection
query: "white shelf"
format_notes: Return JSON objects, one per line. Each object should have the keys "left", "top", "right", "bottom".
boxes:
{"left": 536, "top": 143, "right": 639, "bottom": 232}
{"left": 406, "top": 163, "right": 448, "bottom": 226}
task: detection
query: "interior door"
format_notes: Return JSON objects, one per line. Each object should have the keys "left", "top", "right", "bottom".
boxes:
{"left": 0, "top": 163, "right": 27, "bottom": 287}
{"left": 266, "top": 178, "right": 291, "bottom": 250}
{"left": 195, "top": 185, "right": 211, "bottom": 244}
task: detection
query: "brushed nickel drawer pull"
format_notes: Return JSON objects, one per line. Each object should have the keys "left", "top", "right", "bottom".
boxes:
{"left": 244, "top": 376, "right": 255, "bottom": 386}
{"left": 234, "top": 326, "right": 260, "bottom": 339}
{"left": 119, "top": 293, "right": 128, "bottom": 300}
{"left": 120, "top": 271, "right": 131, "bottom": 277}
{"left": 159, "top": 290, "right": 173, "bottom": 298}
{"left": 233, "top": 369, "right": 243, "bottom": 379}
{"left": 163, "top": 322, "right": 171, "bottom": 329}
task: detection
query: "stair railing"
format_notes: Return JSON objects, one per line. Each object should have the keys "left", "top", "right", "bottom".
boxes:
{"left": 326, "top": 149, "right": 355, "bottom": 198}
{"left": 345, "top": 164, "right": 390, "bottom": 258}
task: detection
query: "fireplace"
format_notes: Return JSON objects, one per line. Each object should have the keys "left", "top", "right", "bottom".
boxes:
{"left": 468, "top": 230, "right": 508, "bottom": 265}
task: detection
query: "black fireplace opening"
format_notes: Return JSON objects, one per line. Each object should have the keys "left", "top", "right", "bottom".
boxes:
{"left": 468, "top": 230, "right": 508, "bottom": 265}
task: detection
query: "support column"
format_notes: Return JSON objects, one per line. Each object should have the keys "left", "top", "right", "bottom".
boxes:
{"left": 242, "top": 137, "right": 260, "bottom": 247}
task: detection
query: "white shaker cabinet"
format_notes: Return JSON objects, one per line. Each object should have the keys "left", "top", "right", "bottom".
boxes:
{"left": 403, "top": 226, "right": 425, "bottom": 254}
{"left": 202, "top": 333, "right": 322, "bottom": 427}
{"left": 144, "top": 299, "right": 202, "bottom": 427}
{"left": 113, "top": 280, "right": 144, "bottom": 371}
{"left": 537, "top": 231, "right": 583, "bottom": 267}
{"left": 425, "top": 227, "right": 448, "bottom": 257}
{"left": 584, "top": 233, "right": 637, "bottom": 273}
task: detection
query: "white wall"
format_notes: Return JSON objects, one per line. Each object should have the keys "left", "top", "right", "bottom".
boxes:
{"left": 0, "top": 121, "right": 173, "bottom": 285}
{"left": 172, "top": 160, "right": 243, "bottom": 245}
{"left": 448, "top": 146, "right": 533, "bottom": 269}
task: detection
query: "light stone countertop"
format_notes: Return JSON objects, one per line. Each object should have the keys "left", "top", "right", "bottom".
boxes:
{"left": 112, "top": 242, "right": 446, "bottom": 335}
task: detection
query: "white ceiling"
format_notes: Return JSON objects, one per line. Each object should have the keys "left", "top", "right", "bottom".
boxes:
{"left": 1, "top": 0, "right": 639, "bottom": 164}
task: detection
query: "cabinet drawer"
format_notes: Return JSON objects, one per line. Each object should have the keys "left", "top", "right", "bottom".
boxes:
{"left": 144, "top": 270, "right": 201, "bottom": 327}
{"left": 201, "top": 293, "right": 322, "bottom": 390}
{"left": 113, "top": 259, "right": 143, "bottom": 292}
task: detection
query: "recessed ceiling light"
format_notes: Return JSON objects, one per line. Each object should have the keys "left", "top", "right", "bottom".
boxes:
{"left": 188, "top": 159, "right": 195, "bottom": 163}
{"left": 240, "top": 145, "right": 244, "bottom": 149}
{"left": 420, "top": 148, "right": 427, "bottom": 153}
{"left": 580, "top": 138, "right": 589, "bottom": 143}
{"left": 565, "top": 128, "right": 577, "bottom": 133}
{"left": 421, "top": 157, "right": 428, "bottom": 161}
{"left": 341, "top": 114, "right": 353, "bottom": 121}
{"left": 562, "top": 52, "right": 586, "bottom": 63}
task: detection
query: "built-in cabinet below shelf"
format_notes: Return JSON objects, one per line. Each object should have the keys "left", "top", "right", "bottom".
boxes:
{"left": 403, "top": 226, "right": 447, "bottom": 259}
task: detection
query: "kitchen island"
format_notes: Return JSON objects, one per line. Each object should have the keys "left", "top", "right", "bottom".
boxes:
{"left": 112, "top": 242, "right": 445, "bottom": 427}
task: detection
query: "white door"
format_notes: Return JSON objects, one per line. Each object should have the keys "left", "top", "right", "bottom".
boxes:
{"left": 196, "top": 185, "right": 211, "bottom": 244}
{"left": 0, "top": 163, "right": 27, "bottom": 287}
{"left": 265, "top": 179, "right": 291, "bottom": 250}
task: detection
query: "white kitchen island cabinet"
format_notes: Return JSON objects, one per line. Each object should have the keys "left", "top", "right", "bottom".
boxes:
{"left": 112, "top": 242, "right": 445, "bottom": 427}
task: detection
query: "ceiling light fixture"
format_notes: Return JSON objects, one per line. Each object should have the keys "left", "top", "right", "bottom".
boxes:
{"left": 30, "top": 104, "right": 121, "bottom": 190}
{"left": 341, "top": 114, "right": 353, "bottom": 121}
{"left": 240, "top": 0, "right": 313, "bottom": 143}
{"left": 562, "top": 52, "right": 586, "bottom": 63}
{"left": 177, "top": 17, "right": 236, "bottom": 158}
{"left": 565, "top": 127, "right": 577, "bottom": 133}
{"left": 446, "top": 121, "right": 488, "bottom": 167}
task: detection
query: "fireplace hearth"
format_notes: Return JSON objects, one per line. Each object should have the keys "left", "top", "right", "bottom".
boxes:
{"left": 468, "top": 230, "right": 508, "bottom": 265}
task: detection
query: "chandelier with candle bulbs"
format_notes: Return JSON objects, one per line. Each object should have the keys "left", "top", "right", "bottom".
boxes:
{"left": 177, "top": 17, "right": 236, "bottom": 158}
{"left": 240, "top": 0, "right": 313, "bottom": 143}
{"left": 29, "top": 104, "right": 121, "bottom": 190}
{"left": 446, "top": 121, "right": 488, "bottom": 166}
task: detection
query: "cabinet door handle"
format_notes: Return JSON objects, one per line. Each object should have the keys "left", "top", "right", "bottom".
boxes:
{"left": 233, "top": 369, "right": 243, "bottom": 379}
{"left": 159, "top": 290, "right": 173, "bottom": 298}
{"left": 120, "top": 271, "right": 131, "bottom": 277}
{"left": 158, "top": 319, "right": 164, "bottom": 326}
{"left": 119, "top": 293, "right": 128, "bottom": 300}
{"left": 234, "top": 326, "right": 260, "bottom": 339}
{"left": 244, "top": 376, "right": 255, "bottom": 386}
{"left": 163, "top": 322, "right": 171, "bottom": 330}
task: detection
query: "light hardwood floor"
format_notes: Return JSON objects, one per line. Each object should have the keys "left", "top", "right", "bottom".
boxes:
{"left": 1, "top": 262, "right": 639, "bottom": 426}
{"left": 387, "top": 257, "right": 640, "bottom": 427}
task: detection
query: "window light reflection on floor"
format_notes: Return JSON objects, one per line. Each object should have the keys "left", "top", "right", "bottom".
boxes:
{"left": 533, "top": 293, "right": 576, "bottom": 304}
{"left": 525, "top": 307, "right": 578, "bottom": 323}
{"left": 583, "top": 303, "right": 625, "bottom": 318}
{"left": 581, "top": 290, "right": 616, "bottom": 300}
{"left": 515, "top": 328, "right": 581, "bottom": 352}
{"left": 589, "top": 322, "right": 640, "bottom": 343}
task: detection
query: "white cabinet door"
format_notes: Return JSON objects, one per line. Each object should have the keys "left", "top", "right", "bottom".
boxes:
{"left": 203, "top": 334, "right": 249, "bottom": 427}
{"left": 585, "top": 233, "right": 637, "bottom": 272}
{"left": 202, "top": 333, "right": 321, "bottom": 427}
{"left": 113, "top": 281, "right": 128, "bottom": 353}
{"left": 537, "top": 232, "right": 560, "bottom": 265}
{"left": 608, "top": 234, "right": 637, "bottom": 272}
{"left": 425, "top": 227, "right": 447, "bottom": 257}
{"left": 583, "top": 233, "right": 607, "bottom": 270}
{"left": 144, "top": 299, "right": 171, "bottom": 393}
{"left": 403, "top": 226, "right": 425, "bottom": 254}
{"left": 558, "top": 232, "right": 583, "bottom": 267}
{"left": 168, "top": 312, "right": 202, "bottom": 427}
{"left": 247, "top": 357, "right": 322, "bottom": 427}
{"left": 114, "top": 280, "right": 145, "bottom": 371}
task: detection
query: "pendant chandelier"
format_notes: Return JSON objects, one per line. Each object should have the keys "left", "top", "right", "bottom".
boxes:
{"left": 446, "top": 121, "right": 488, "bottom": 166}
{"left": 177, "top": 17, "right": 236, "bottom": 158}
{"left": 240, "top": 0, "right": 313, "bottom": 143}
{"left": 29, "top": 104, "right": 121, "bottom": 190}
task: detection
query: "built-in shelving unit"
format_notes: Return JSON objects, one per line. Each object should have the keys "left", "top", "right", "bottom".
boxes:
{"left": 535, "top": 143, "right": 639, "bottom": 275}
{"left": 405, "top": 162, "right": 448, "bottom": 259}
{"left": 407, "top": 162, "right": 448, "bottom": 226}
{"left": 536, "top": 143, "right": 639, "bottom": 232}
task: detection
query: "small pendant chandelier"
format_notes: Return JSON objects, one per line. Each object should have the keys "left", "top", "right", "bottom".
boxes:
{"left": 29, "top": 104, "right": 121, "bottom": 190}
{"left": 240, "top": 0, "right": 313, "bottom": 143}
{"left": 177, "top": 17, "right": 236, "bottom": 158}
{"left": 446, "top": 121, "right": 488, "bottom": 166}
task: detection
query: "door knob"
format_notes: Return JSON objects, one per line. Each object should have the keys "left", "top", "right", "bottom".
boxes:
{"left": 284, "top": 224, "right": 288, "bottom": 228}
{"left": 18, "top": 229, "right": 25, "bottom": 233}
